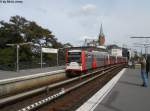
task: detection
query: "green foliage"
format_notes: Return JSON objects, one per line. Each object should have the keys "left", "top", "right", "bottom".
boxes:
{"left": 0, "top": 48, "right": 15, "bottom": 64}
{"left": 0, "top": 15, "right": 63, "bottom": 47}
{"left": 0, "top": 15, "right": 72, "bottom": 70}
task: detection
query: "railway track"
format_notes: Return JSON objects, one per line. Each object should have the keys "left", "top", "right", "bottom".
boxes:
{"left": 0, "top": 70, "right": 66, "bottom": 106}
{"left": 0, "top": 64, "right": 126, "bottom": 111}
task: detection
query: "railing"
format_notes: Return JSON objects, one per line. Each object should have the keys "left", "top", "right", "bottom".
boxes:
{"left": 0, "top": 60, "right": 65, "bottom": 71}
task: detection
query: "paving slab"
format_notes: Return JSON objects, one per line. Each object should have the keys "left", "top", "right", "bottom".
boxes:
{"left": 94, "top": 68, "right": 150, "bottom": 111}
{"left": 0, "top": 66, "right": 64, "bottom": 80}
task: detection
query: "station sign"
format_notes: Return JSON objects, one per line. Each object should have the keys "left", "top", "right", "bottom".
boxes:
{"left": 42, "top": 48, "right": 58, "bottom": 53}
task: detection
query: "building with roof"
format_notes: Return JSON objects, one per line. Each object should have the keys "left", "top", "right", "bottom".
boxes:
{"left": 83, "top": 24, "right": 106, "bottom": 49}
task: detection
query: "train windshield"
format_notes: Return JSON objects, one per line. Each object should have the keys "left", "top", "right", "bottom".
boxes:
{"left": 68, "top": 52, "right": 81, "bottom": 63}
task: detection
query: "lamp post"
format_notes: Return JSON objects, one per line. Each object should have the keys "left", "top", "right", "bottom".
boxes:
{"left": 40, "top": 44, "right": 43, "bottom": 68}
{"left": 16, "top": 44, "right": 19, "bottom": 72}
{"left": 56, "top": 48, "right": 64, "bottom": 66}
{"left": 56, "top": 48, "right": 61, "bottom": 66}
{"left": 6, "top": 42, "right": 32, "bottom": 72}
{"left": 133, "top": 43, "right": 150, "bottom": 59}
{"left": 57, "top": 49, "right": 58, "bottom": 66}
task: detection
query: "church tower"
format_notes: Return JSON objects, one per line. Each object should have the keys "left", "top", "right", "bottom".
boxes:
{"left": 98, "top": 24, "right": 105, "bottom": 45}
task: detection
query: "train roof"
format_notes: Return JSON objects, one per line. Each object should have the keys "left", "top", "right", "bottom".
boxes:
{"left": 67, "top": 46, "right": 108, "bottom": 52}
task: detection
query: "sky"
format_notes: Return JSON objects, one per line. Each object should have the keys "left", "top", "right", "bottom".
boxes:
{"left": 1, "top": 0, "right": 150, "bottom": 52}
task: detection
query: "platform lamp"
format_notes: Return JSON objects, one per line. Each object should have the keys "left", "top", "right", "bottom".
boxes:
{"left": 6, "top": 42, "right": 33, "bottom": 72}
{"left": 130, "top": 36, "right": 150, "bottom": 59}
{"left": 133, "top": 43, "right": 150, "bottom": 59}
{"left": 56, "top": 48, "right": 65, "bottom": 66}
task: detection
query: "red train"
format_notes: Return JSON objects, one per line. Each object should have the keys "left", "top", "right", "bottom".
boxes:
{"left": 65, "top": 47, "right": 127, "bottom": 77}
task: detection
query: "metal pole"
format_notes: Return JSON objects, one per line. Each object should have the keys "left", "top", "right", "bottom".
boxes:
{"left": 6, "top": 42, "right": 32, "bottom": 72}
{"left": 57, "top": 49, "right": 59, "bottom": 66}
{"left": 145, "top": 46, "right": 147, "bottom": 59}
{"left": 147, "top": 47, "right": 148, "bottom": 59}
{"left": 16, "top": 45, "right": 19, "bottom": 72}
{"left": 41, "top": 45, "right": 43, "bottom": 68}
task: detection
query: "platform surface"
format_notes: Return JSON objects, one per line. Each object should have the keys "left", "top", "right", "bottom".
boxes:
{"left": 94, "top": 68, "right": 150, "bottom": 111}
{"left": 0, "top": 65, "right": 64, "bottom": 80}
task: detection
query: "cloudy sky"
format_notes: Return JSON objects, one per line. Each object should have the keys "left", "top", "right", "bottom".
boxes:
{"left": 1, "top": 0, "right": 150, "bottom": 52}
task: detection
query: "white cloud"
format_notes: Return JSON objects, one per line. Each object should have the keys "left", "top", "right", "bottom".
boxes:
{"left": 69, "top": 4, "right": 97, "bottom": 17}
{"left": 1, "top": 0, "right": 150, "bottom": 53}
{"left": 81, "top": 4, "right": 96, "bottom": 15}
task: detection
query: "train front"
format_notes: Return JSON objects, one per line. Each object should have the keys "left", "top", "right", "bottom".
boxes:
{"left": 65, "top": 49, "right": 84, "bottom": 77}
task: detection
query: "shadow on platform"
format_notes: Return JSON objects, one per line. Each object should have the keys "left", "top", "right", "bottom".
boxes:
{"left": 100, "top": 91, "right": 121, "bottom": 111}
{"left": 119, "top": 80, "right": 141, "bottom": 87}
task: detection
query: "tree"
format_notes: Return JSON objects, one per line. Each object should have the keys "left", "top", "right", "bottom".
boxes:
{"left": 0, "top": 15, "right": 72, "bottom": 70}
{"left": 0, "top": 15, "right": 62, "bottom": 48}
{"left": 63, "top": 42, "right": 73, "bottom": 48}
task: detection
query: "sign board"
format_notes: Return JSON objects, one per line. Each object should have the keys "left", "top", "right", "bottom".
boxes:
{"left": 111, "top": 49, "right": 122, "bottom": 56}
{"left": 42, "top": 48, "right": 58, "bottom": 53}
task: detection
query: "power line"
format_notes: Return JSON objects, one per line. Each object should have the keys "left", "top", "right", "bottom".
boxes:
{"left": 130, "top": 37, "right": 150, "bottom": 38}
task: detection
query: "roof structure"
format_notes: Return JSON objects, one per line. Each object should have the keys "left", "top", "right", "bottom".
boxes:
{"left": 68, "top": 46, "right": 108, "bottom": 52}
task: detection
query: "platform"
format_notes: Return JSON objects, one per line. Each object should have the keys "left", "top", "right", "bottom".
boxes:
{"left": 77, "top": 68, "right": 150, "bottom": 111}
{"left": 0, "top": 65, "right": 64, "bottom": 80}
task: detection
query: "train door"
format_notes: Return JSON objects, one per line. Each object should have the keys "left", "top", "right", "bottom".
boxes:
{"left": 115, "top": 56, "right": 117, "bottom": 64}
{"left": 85, "top": 51, "right": 92, "bottom": 70}
{"left": 92, "top": 53, "right": 96, "bottom": 69}
{"left": 81, "top": 50, "right": 86, "bottom": 71}
{"left": 104, "top": 55, "right": 108, "bottom": 65}
{"left": 107, "top": 54, "right": 110, "bottom": 65}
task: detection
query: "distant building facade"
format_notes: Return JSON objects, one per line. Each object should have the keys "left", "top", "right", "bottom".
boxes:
{"left": 107, "top": 45, "right": 122, "bottom": 56}
{"left": 111, "top": 48, "right": 122, "bottom": 56}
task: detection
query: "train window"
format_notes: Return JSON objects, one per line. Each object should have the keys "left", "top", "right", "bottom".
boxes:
{"left": 68, "top": 52, "right": 81, "bottom": 55}
{"left": 68, "top": 52, "right": 81, "bottom": 63}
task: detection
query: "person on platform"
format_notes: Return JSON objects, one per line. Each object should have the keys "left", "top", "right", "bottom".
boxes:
{"left": 146, "top": 56, "right": 150, "bottom": 78}
{"left": 140, "top": 56, "right": 148, "bottom": 87}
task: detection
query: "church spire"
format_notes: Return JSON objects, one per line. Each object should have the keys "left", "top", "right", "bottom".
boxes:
{"left": 98, "top": 24, "right": 105, "bottom": 45}
{"left": 100, "top": 24, "right": 104, "bottom": 36}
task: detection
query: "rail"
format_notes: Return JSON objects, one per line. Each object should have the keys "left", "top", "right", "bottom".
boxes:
{"left": 0, "top": 70, "right": 66, "bottom": 99}
{"left": 0, "top": 63, "right": 126, "bottom": 111}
